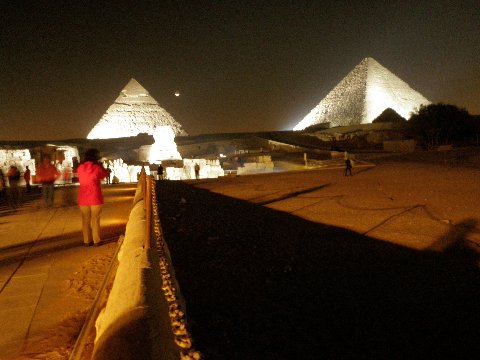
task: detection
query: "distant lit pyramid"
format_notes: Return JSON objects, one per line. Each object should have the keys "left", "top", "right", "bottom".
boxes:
{"left": 293, "top": 57, "right": 430, "bottom": 130}
{"left": 87, "top": 78, "right": 188, "bottom": 139}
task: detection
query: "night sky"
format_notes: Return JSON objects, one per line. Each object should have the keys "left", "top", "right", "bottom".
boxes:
{"left": 1, "top": 1, "right": 479, "bottom": 141}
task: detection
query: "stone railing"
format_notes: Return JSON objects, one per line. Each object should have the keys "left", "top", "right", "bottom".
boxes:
{"left": 92, "top": 170, "right": 201, "bottom": 360}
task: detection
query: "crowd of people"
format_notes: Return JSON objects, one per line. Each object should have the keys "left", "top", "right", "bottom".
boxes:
{"left": 0, "top": 148, "right": 111, "bottom": 246}
{"left": 1, "top": 150, "right": 238, "bottom": 247}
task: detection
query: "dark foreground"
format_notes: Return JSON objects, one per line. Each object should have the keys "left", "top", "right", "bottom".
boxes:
{"left": 156, "top": 177, "right": 480, "bottom": 359}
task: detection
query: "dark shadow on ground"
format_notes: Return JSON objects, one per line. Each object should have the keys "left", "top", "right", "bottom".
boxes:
{"left": 351, "top": 165, "right": 376, "bottom": 176}
{"left": 156, "top": 181, "right": 480, "bottom": 360}
{"left": 0, "top": 224, "right": 125, "bottom": 264}
{"left": 256, "top": 184, "right": 331, "bottom": 206}
{"left": 0, "top": 186, "right": 43, "bottom": 216}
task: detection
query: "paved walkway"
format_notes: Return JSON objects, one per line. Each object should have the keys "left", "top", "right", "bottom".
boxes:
{"left": 0, "top": 183, "right": 136, "bottom": 359}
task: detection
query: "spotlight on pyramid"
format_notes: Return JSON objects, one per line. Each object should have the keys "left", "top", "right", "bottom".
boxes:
{"left": 87, "top": 78, "right": 188, "bottom": 139}
{"left": 293, "top": 57, "right": 430, "bottom": 130}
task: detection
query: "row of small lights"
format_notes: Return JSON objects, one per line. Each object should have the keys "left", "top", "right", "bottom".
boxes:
{"left": 150, "top": 177, "right": 202, "bottom": 360}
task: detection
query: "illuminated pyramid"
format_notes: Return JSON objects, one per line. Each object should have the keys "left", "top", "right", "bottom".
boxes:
{"left": 293, "top": 57, "right": 430, "bottom": 130}
{"left": 87, "top": 78, "right": 188, "bottom": 139}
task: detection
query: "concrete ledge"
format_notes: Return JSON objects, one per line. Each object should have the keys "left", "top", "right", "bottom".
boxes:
{"left": 93, "top": 187, "right": 179, "bottom": 360}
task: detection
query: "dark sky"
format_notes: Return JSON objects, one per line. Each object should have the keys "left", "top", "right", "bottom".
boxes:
{"left": 1, "top": 1, "right": 479, "bottom": 140}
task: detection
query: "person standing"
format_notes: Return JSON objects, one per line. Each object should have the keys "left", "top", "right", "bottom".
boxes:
{"left": 0, "top": 169, "right": 5, "bottom": 201}
{"left": 77, "top": 148, "right": 109, "bottom": 246}
{"left": 194, "top": 163, "right": 200, "bottom": 179}
{"left": 157, "top": 163, "right": 164, "bottom": 180}
{"left": 344, "top": 157, "right": 353, "bottom": 176}
{"left": 24, "top": 166, "right": 31, "bottom": 193}
{"left": 36, "top": 157, "right": 60, "bottom": 207}
{"left": 105, "top": 165, "right": 112, "bottom": 184}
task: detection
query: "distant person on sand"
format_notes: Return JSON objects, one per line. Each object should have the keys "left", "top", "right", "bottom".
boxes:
{"left": 157, "top": 163, "right": 164, "bottom": 180}
{"left": 36, "top": 157, "right": 60, "bottom": 207}
{"left": 6, "top": 165, "right": 20, "bottom": 207}
{"left": 77, "top": 148, "right": 109, "bottom": 247}
{"left": 344, "top": 157, "right": 353, "bottom": 176}
{"left": 194, "top": 163, "right": 200, "bottom": 179}
{"left": 24, "top": 166, "right": 31, "bottom": 193}
{"left": 105, "top": 164, "right": 112, "bottom": 184}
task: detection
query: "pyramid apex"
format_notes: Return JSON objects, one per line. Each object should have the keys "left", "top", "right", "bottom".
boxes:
{"left": 126, "top": 78, "right": 141, "bottom": 85}
{"left": 361, "top": 57, "right": 379, "bottom": 66}
{"left": 120, "top": 78, "right": 150, "bottom": 96}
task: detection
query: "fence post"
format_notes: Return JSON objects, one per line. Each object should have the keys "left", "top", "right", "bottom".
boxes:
{"left": 140, "top": 167, "right": 146, "bottom": 207}
{"left": 144, "top": 174, "right": 152, "bottom": 250}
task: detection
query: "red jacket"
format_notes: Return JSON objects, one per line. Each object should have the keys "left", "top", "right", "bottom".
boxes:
{"left": 77, "top": 161, "right": 109, "bottom": 206}
{"left": 35, "top": 163, "right": 60, "bottom": 183}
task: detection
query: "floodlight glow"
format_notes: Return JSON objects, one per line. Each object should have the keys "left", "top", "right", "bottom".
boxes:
{"left": 148, "top": 126, "right": 182, "bottom": 163}
{"left": 293, "top": 57, "right": 430, "bottom": 130}
{"left": 365, "top": 84, "right": 411, "bottom": 121}
{"left": 87, "top": 78, "right": 187, "bottom": 139}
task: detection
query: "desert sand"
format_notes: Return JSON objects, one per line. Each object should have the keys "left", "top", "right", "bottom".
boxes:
{"left": 156, "top": 156, "right": 480, "bottom": 359}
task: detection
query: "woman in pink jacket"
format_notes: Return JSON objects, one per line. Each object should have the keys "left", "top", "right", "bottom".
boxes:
{"left": 77, "top": 148, "right": 109, "bottom": 246}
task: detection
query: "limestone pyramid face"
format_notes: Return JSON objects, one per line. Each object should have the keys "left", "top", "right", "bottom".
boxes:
{"left": 293, "top": 57, "right": 430, "bottom": 130}
{"left": 87, "top": 78, "right": 188, "bottom": 139}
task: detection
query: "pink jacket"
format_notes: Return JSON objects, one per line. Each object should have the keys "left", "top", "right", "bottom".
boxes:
{"left": 77, "top": 161, "right": 109, "bottom": 206}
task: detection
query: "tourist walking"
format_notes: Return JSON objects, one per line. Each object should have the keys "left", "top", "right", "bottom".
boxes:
{"left": 105, "top": 165, "right": 112, "bottom": 184}
{"left": 77, "top": 148, "right": 109, "bottom": 246}
{"left": 157, "top": 163, "right": 164, "bottom": 180}
{"left": 24, "top": 166, "right": 31, "bottom": 193}
{"left": 0, "top": 169, "right": 6, "bottom": 202}
{"left": 36, "top": 157, "right": 60, "bottom": 207}
{"left": 6, "top": 165, "right": 20, "bottom": 207}
{"left": 344, "top": 157, "right": 353, "bottom": 176}
{"left": 194, "top": 163, "right": 200, "bottom": 179}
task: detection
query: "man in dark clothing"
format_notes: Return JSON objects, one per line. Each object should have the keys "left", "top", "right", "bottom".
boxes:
{"left": 24, "top": 166, "right": 31, "bottom": 192}
{"left": 157, "top": 164, "right": 164, "bottom": 180}
{"left": 344, "top": 158, "right": 353, "bottom": 176}
{"left": 194, "top": 163, "right": 200, "bottom": 179}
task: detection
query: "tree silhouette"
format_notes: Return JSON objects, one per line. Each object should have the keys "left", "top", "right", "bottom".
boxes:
{"left": 407, "top": 103, "right": 476, "bottom": 147}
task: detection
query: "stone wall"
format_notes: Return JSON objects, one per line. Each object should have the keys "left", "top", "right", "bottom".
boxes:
{"left": 383, "top": 139, "right": 416, "bottom": 152}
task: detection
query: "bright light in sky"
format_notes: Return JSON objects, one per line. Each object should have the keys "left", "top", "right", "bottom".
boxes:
{"left": 174, "top": 91, "right": 180, "bottom": 97}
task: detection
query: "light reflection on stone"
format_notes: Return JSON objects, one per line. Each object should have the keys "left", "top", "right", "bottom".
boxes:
{"left": 293, "top": 57, "right": 430, "bottom": 130}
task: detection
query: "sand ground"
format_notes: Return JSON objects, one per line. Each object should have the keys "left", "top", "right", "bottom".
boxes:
{"left": 1, "top": 155, "right": 479, "bottom": 359}
{"left": 0, "top": 184, "right": 135, "bottom": 359}
{"left": 156, "top": 159, "right": 480, "bottom": 359}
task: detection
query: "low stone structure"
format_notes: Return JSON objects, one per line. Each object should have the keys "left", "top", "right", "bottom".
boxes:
{"left": 237, "top": 155, "right": 274, "bottom": 175}
{"left": 383, "top": 139, "right": 416, "bottom": 152}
